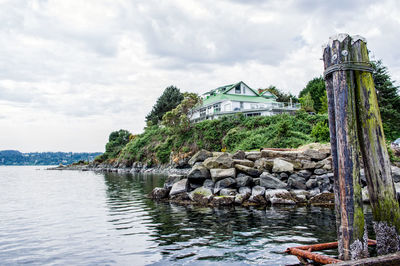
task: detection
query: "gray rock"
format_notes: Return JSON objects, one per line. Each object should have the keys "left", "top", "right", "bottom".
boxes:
{"left": 301, "top": 160, "right": 317, "bottom": 169}
{"left": 210, "top": 168, "right": 236, "bottom": 182}
{"left": 395, "top": 183, "right": 400, "bottom": 201}
{"left": 309, "top": 192, "right": 334, "bottom": 205}
{"left": 151, "top": 187, "right": 169, "bottom": 199}
{"left": 362, "top": 187, "right": 369, "bottom": 203}
{"left": 253, "top": 178, "right": 260, "bottom": 186}
{"left": 314, "top": 168, "right": 328, "bottom": 175}
{"left": 309, "top": 188, "right": 321, "bottom": 197}
{"left": 287, "top": 174, "right": 306, "bottom": 190}
{"left": 306, "top": 178, "right": 318, "bottom": 189}
{"left": 212, "top": 196, "right": 235, "bottom": 206}
{"left": 235, "top": 164, "right": 261, "bottom": 177}
{"left": 203, "top": 179, "right": 215, "bottom": 189}
{"left": 317, "top": 174, "right": 330, "bottom": 184}
{"left": 203, "top": 153, "right": 234, "bottom": 169}
{"left": 170, "top": 179, "right": 189, "bottom": 196}
{"left": 219, "top": 188, "right": 237, "bottom": 196}
{"left": 188, "top": 149, "right": 213, "bottom": 166}
{"left": 279, "top": 172, "right": 289, "bottom": 180}
{"left": 270, "top": 197, "right": 296, "bottom": 205}
{"left": 261, "top": 149, "right": 299, "bottom": 160}
{"left": 187, "top": 165, "right": 210, "bottom": 184}
{"left": 297, "top": 170, "right": 312, "bottom": 179}
{"left": 272, "top": 158, "right": 294, "bottom": 173}
{"left": 360, "top": 169, "right": 367, "bottom": 187}
{"left": 189, "top": 182, "right": 202, "bottom": 190}
{"left": 232, "top": 150, "right": 246, "bottom": 160}
{"left": 245, "top": 151, "right": 261, "bottom": 161}
{"left": 188, "top": 187, "right": 213, "bottom": 203}
{"left": 265, "top": 189, "right": 296, "bottom": 204}
{"left": 251, "top": 185, "right": 266, "bottom": 197}
{"left": 238, "top": 186, "right": 252, "bottom": 196}
{"left": 164, "top": 174, "right": 185, "bottom": 190}
{"left": 235, "top": 194, "right": 246, "bottom": 204}
{"left": 233, "top": 159, "right": 255, "bottom": 167}
{"left": 304, "top": 149, "right": 329, "bottom": 161}
{"left": 214, "top": 178, "right": 236, "bottom": 193}
{"left": 392, "top": 166, "right": 400, "bottom": 183}
{"left": 260, "top": 172, "right": 287, "bottom": 189}
{"left": 254, "top": 158, "right": 274, "bottom": 172}
{"left": 236, "top": 173, "right": 253, "bottom": 187}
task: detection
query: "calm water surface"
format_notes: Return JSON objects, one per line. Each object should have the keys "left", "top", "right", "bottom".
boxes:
{"left": 0, "top": 166, "right": 373, "bottom": 265}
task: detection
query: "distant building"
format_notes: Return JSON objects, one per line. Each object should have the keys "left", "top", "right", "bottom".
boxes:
{"left": 190, "top": 81, "right": 300, "bottom": 122}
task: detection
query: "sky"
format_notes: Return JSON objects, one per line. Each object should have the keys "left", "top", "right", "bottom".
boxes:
{"left": 1, "top": 0, "right": 400, "bottom": 152}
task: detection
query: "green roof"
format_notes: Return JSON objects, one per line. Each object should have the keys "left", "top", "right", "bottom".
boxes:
{"left": 202, "top": 93, "right": 276, "bottom": 106}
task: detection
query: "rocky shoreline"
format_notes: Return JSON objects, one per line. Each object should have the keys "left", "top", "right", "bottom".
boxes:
{"left": 150, "top": 146, "right": 400, "bottom": 207}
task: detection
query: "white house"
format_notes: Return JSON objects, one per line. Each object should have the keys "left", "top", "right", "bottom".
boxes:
{"left": 190, "top": 81, "right": 300, "bottom": 122}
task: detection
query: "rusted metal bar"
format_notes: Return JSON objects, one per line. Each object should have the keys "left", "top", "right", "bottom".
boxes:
{"left": 286, "top": 247, "right": 342, "bottom": 264}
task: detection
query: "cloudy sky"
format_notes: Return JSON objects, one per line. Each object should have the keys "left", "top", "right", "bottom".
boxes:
{"left": 1, "top": 0, "right": 399, "bottom": 152}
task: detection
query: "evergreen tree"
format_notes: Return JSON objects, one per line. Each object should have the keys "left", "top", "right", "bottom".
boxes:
{"left": 299, "top": 77, "right": 326, "bottom": 113}
{"left": 263, "top": 86, "right": 298, "bottom": 103}
{"left": 371, "top": 60, "right": 400, "bottom": 140}
{"left": 146, "top": 86, "right": 184, "bottom": 125}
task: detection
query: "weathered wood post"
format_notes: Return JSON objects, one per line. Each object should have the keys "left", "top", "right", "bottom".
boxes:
{"left": 351, "top": 37, "right": 400, "bottom": 255}
{"left": 323, "top": 34, "right": 368, "bottom": 260}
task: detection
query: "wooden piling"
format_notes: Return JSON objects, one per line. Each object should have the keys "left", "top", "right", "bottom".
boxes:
{"left": 351, "top": 38, "right": 400, "bottom": 255}
{"left": 323, "top": 34, "right": 368, "bottom": 260}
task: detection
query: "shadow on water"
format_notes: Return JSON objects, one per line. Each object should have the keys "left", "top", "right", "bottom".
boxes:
{"left": 101, "top": 172, "right": 381, "bottom": 265}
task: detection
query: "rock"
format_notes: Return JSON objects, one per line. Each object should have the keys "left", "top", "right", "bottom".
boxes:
{"left": 189, "top": 182, "right": 202, "bottom": 190}
{"left": 233, "top": 159, "right": 255, "bottom": 167}
{"left": 279, "top": 172, "right": 289, "bottom": 180}
{"left": 220, "top": 188, "right": 237, "bottom": 196}
{"left": 254, "top": 158, "right": 274, "bottom": 172}
{"left": 287, "top": 174, "right": 306, "bottom": 190}
{"left": 203, "top": 153, "right": 234, "bottom": 169}
{"left": 309, "top": 188, "right": 321, "bottom": 197}
{"left": 212, "top": 196, "right": 235, "bottom": 206}
{"left": 236, "top": 173, "right": 253, "bottom": 187}
{"left": 253, "top": 178, "right": 260, "bottom": 186}
{"left": 188, "top": 187, "right": 213, "bottom": 204}
{"left": 235, "top": 164, "right": 261, "bottom": 177}
{"left": 151, "top": 187, "right": 169, "bottom": 199}
{"left": 265, "top": 189, "right": 296, "bottom": 204}
{"left": 232, "top": 150, "right": 246, "bottom": 160}
{"left": 302, "top": 161, "right": 317, "bottom": 169}
{"left": 392, "top": 166, "right": 400, "bottom": 183}
{"left": 306, "top": 178, "right": 318, "bottom": 189}
{"left": 188, "top": 149, "right": 213, "bottom": 166}
{"left": 360, "top": 169, "right": 367, "bottom": 187}
{"left": 314, "top": 168, "right": 328, "bottom": 175}
{"left": 170, "top": 179, "right": 189, "bottom": 196}
{"left": 261, "top": 149, "right": 299, "bottom": 160}
{"left": 187, "top": 165, "right": 210, "bottom": 184}
{"left": 214, "top": 178, "right": 236, "bottom": 193}
{"left": 238, "top": 186, "right": 252, "bottom": 196}
{"left": 317, "top": 174, "right": 331, "bottom": 192}
{"left": 170, "top": 192, "right": 190, "bottom": 201}
{"left": 362, "top": 187, "right": 369, "bottom": 203}
{"left": 291, "top": 189, "right": 310, "bottom": 200}
{"left": 210, "top": 168, "right": 236, "bottom": 182}
{"left": 309, "top": 192, "right": 335, "bottom": 205}
{"left": 234, "top": 194, "right": 246, "bottom": 204}
{"left": 249, "top": 186, "right": 266, "bottom": 203}
{"left": 245, "top": 151, "right": 261, "bottom": 161}
{"left": 260, "top": 172, "right": 287, "bottom": 189}
{"left": 304, "top": 149, "right": 329, "bottom": 161}
{"left": 164, "top": 174, "right": 185, "bottom": 190}
{"left": 203, "top": 179, "right": 215, "bottom": 189}
{"left": 297, "top": 170, "right": 312, "bottom": 179}
{"left": 272, "top": 158, "right": 294, "bottom": 173}
{"left": 395, "top": 183, "right": 400, "bottom": 201}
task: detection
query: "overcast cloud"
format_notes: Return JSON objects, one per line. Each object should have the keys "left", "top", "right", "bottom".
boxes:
{"left": 1, "top": 0, "right": 399, "bottom": 152}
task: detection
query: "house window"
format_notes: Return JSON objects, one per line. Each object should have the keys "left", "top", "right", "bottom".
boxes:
{"left": 200, "top": 108, "right": 206, "bottom": 117}
{"left": 235, "top": 85, "right": 241, "bottom": 94}
{"left": 246, "top": 112, "right": 261, "bottom": 117}
{"left": 213, "top": 103, "right": 221, "bottom": 113}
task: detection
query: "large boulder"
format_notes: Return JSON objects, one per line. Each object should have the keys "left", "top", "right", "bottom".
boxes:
{"left": 392, "top": 166, "right": 400, "bottom": 183}
{"left": 151, "top": 187, "right": 169, "bottom": 199}
{"left": 304, "top": 149, "right": 329, "bottom": 161}
{"left": 235, "top": 164, "right": 261, "bottom": 177}
{"left": 236, "top": 173, "right": 253, "bottom": 187}
{"left": 245, "top": 151, "right": 261, "bottom": 161}
{"left": 210, "top": 168, "right": 236, "bottom": 182}
{"left": 164, "top": 174, "right": 185, "bottom": 190}
{"left": 260, "top": 172, "right": 287, "bottom": 189}
{"left": 233, "top": 159, "right": 255, "bottom": 168}
{"left": 188, "top": 150, "right": 213, "bottom": 166}
{"left": 188, "top": 187, "right": 213, "bottom": 204}
{"left": 287, "top": 174, "right": 306, "bottom": 190}
{"left": 214, "top": 177, "right": 236, "bottom": 193}
{"left": 254, "top": 158, "right": 274, "bottom": 172}
{"left": 187, "top": 165, "right": 210, "bottom": 184}
{"left": 265, "top": 189, "right": 296, "bottom": 204}
{"left": 249, "top": 186, "right": 266, "bottom": 203}
{"left": 169, "top": 179, "right": 189, "bottom": 196}
{"left": 203, "top": 153, "right": 234, "bottom": 169}
{"left": 232, "top": 150, "right": 246, "bottom": 160}
{"left": 272, "top": 158, "right": 294, "bottom": 173}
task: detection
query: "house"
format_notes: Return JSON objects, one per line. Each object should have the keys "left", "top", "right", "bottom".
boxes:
{"left": 190, "top": 81, "right": 300, "bottom": 122}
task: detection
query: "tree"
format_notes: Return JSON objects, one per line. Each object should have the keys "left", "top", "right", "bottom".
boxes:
{"left": 259, "top": 86, "right": 298, "bottom": 103}
{"left": 371, "top": 60, "right": 400, "bottom": 140}
{"left": 299, "top": 77, "right": 326, "bottom": 113}
{"left": 104, "top": 129, "right": 131, "bottom": 159}
{"left": 162, "top": 92, "right": 201, "bottom": 132}
{"left": 145, "top": 86, "right": 184, "bottom": 125}
{"left": 299, "top": 92, "right": 315, "bottom": 112}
